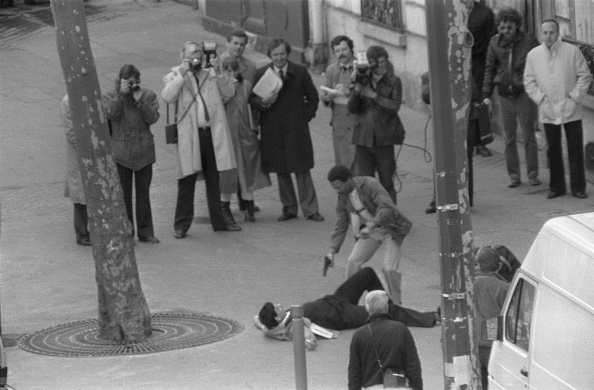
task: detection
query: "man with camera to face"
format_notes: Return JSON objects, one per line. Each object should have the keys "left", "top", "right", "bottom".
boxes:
{"left": 348, "top": 46, "right": 404, "bottom": 204}
{"left": 103, "top": 64, "right": 160, "bottom": 243}
{"left": 162, "top": 41, "right": 240, "bottom": 238}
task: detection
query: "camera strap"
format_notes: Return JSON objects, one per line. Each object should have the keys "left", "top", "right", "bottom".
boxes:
{"left": 193, "top": 73, "right": 210, "bottom": 122}
{"left": 367, "top": 324, "right": 386, "bottom": 374}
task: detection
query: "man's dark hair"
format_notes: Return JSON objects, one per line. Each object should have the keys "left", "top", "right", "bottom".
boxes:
{"left": 327, "top": 165, "right": 352, "bottom": 183}
{"left": 495, "top": 7, "right": 523, "bottom": 29}
{"left": 366, "top": 45, "right": 389, "bottom": 62}
{"left": 259, "top": 302, "right": 279, "bottom": 329}
{"left": 266, "top": 38, "right": 291, "bottom": 57}
{"left": 542, "top": 19, "right": 560, "bottom": 32}
{"left": 118, "top": 64, "right": 140, "bottom": 81}
{"left": 331, "top": 35, "right": 354, "bottom": 51}
{"left": 227, "top": 29, "right": 248, "bottom": 43}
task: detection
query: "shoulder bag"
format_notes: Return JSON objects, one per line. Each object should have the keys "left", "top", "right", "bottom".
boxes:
{"left": 165, "top": 87, "right": 200, "bottom": 144}
{"left": 367, "top": 324, "right": 407, "bottom": 389}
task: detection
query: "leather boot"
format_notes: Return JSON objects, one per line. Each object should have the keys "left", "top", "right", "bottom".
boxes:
{"left": 244, "top": 200, "right": 256, "bottom": 222}
{"left": 382, "top": 268, "right": 403, "bottom": 305}
{"left": 221, "top": 201, "right": 236, "bottom": 225}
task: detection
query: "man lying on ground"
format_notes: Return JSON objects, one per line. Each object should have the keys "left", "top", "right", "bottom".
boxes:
{"left": 255, "top": 267, "right": 439, "bottom": 348}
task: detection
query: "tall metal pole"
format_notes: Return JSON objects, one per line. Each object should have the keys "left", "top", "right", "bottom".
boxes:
{"left": 426, "top": 1, "right": 482, "bottom": 388}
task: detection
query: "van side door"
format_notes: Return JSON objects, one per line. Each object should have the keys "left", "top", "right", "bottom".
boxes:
{"left": 489, "top": 275, "right": 536, "bottom": 389}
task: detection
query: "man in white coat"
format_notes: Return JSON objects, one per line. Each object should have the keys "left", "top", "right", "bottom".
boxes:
{"left": 524, "top": 19, "right": 593, "bottom": 199}
{"left": 162, "top": 41, "right": 240, "bottom": 238}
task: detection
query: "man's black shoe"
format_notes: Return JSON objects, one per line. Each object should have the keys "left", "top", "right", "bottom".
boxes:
{"left": 139, "top": 236, "right": 160, "bottom": 243}
{"left": 573, "top": 191, "right": 587, "bottom": 199}
{"left": 277, "top": 212, "right": 298, "bottom": 222}
{"left": 307, "top": 212, "right": 324, "bottom": 222}
{"left": 215, "top": 224, "right": 242, "bottom": 232}
{"left": 547, "top": 191, "right": 565, "bottom": 199}
{"left": 174, "top": 230, "right": 187, "bottom": 239}
{"left": 76, "top": 237, "right": 91, "bottom": 246}
{"left": 322, "top": 254, "right": 334, "bottom": 277}
{"left": 425, "top": 204, "right": 436, "bottom": 214}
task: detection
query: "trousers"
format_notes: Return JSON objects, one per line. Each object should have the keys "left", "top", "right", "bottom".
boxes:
{"left": 355, "top": 145, "right": 396, "bottom": 204}
{"left": 174, "top": 127, "right": 227, "bottom": 232}
{"left": 277, "top": 170, "right": 319, "bottom": 217}
{"left": 544, "top": 120, "right": 585, "bottom": 195}
{"left": 117, "top": 163, "right": 154, "bottom": 239}
{"left": 500, "top": 92, "right": 539, "bottom": 180}
{"left": 73, "top": 203, "right": 89, "bottom": 240}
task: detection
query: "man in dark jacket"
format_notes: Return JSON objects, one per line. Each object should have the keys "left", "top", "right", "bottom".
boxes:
{"left": 482, "top": 7, "right": 540, "bottom": 188}
{"left": 348, "top": 45, "right": 404, "bottom": 204}
{"left": 348, "top": 290, "right": 423, "bottom": 390}
{"left": 250, "top": 38, "right": 323, "bottom": 222}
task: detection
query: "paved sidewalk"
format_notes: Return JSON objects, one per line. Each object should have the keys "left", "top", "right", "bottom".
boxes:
{"left": 1, "top": 1, "right": 593, "bottom": 389}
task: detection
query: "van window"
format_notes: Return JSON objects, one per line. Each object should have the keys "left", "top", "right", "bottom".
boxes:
{"left": 505, "top": 278, "right": 535, "bottom": 351}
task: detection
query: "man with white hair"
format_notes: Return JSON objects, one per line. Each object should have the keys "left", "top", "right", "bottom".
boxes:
{"left": 348, "top": 290, "right": 423, "bottom": 390}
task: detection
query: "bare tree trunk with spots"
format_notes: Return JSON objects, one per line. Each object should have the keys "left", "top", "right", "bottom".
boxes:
{"left": 426, "top": 0, "right": 481, "bottom": 388}
{"left": 51, "top": 0, "right": 151, "bottom": 343}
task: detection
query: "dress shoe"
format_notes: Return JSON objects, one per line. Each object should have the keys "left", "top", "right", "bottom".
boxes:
{"left": 306, "top": 212, "right": 324, "bottom": 222}
{"left": 573, "top": 191, "right": 588, "bottom": 199}
{"left": 547, "top": 190, "right": 565, "bottom": 199}
{"left": 244, "top": 200, "right": 256, "bottom": 222}
{"left": 425, "top": 204, "right": 436, "bottom": 214}
{"left": 139, "top": 236, "right": 160, "bottom": 243}
{"left": 174, "top": 230, "right": 187, "bottom": 239}
{"left": 217, "top": 224, "right": 242, "bottom": 232}
{"left": 529, "top": 177, "right": 541, "bottom": 186}
{"left": 508, "top": 178, "right": 521, "bottom": 188}
{"left": 476, "top": 145, "right": 492, "bottom": 157}
{"left": 76, "top": 237, "right": 91, "bottom": 246}
{"left": 277, "top": 211, "right": 298, "bottom": 222}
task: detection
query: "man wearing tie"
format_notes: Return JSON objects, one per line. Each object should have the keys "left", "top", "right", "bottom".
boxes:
{"left": 251, "top": 38, "right": 323, "bottom": 222}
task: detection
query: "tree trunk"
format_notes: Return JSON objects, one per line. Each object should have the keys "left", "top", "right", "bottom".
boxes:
{"left": 50, "top": 0, "right": 151, "bottom": 343}
{"left": 426, "top": 0, "right": 481, "bottom": 388}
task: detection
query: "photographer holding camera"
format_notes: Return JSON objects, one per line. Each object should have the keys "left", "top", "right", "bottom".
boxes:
{"left": 103, "top": 64, "right": 160, "bottom": 243}
{"left": 162, "top": 41, "right": 241, "bottom": 238}
{"left": 348, "top": 46, "right": 404, "bottom": 204}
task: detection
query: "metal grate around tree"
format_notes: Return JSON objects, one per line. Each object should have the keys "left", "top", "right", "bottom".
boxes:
{"left": 18, "top": 311, "right": 244, "bottom": 357}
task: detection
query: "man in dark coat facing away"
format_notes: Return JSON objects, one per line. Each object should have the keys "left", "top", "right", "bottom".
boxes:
{"left": 250, "top": 38, "right": 324, "bottom": 222}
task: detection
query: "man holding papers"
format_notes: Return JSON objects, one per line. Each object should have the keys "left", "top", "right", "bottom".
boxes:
{"left": 250, "top": 38, "right": 323, "bottom": 222}
{"left": 322, "top": 35, "right": 357, "bottom": 172}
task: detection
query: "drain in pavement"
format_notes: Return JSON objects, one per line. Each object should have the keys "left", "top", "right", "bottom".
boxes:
{"left": 18, "top": 311, "right": 244, "bottom": 357}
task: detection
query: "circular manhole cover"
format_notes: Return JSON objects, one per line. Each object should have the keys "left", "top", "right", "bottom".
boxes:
{"left": 18, "top": 311, "right": 244, "bottom": 357}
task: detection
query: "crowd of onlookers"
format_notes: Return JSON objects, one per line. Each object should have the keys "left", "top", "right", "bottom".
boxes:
{"left": 61, "top": 0, "right": 593, "bottom": 387}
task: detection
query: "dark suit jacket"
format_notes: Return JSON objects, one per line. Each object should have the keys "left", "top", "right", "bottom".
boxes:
{"left": 250, "top": 61, "right": 319, "bottom": 173}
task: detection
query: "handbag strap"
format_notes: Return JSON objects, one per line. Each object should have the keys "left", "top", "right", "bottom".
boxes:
{"left": 367, "top": 324, "right": 385, "bottom": 374}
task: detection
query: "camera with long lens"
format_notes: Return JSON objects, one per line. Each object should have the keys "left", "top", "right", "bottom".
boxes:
{"left": 201, "top": 40, "right": 217, "bottom": 68}
{"left": 128, "top": 82, "right": 140, "bottom": 92}
{"left": 353, "top": 50, "right": 372, "bottom": 86}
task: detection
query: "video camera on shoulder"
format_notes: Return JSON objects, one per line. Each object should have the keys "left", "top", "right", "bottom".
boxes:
{"left": 353, "top": 50, "right": 372, "bottom": 86}
{"left": 202, "top": 40, "right": 217, "bottom": 68}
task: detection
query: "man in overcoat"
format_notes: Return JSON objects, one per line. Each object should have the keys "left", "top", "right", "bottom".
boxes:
{"left": 250, "top": 38, "right": 323, "bottom": 222}
{"left": 162, "top": 41, "right": 240, "bottom": 238}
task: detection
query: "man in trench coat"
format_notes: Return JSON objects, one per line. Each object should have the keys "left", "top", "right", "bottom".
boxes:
{"left": 250, "top": 38, "right": 324, "bottom": 222}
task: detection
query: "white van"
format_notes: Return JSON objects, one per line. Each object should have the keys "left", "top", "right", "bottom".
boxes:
{"left": 487, "top": 212, "right": 594, "bottom": 389}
